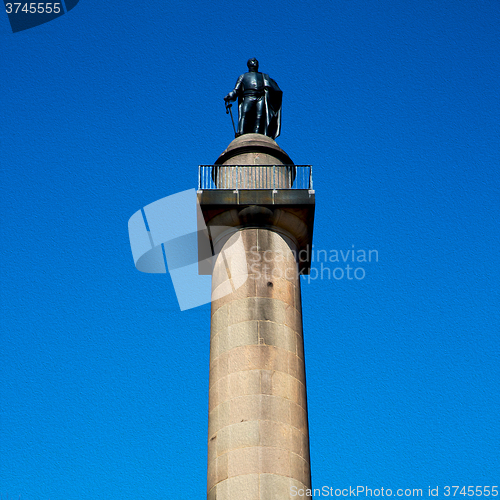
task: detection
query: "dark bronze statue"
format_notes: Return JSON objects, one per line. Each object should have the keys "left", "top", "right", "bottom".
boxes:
{"left": 224, "top": 58, "right": 282, "bottom": 139}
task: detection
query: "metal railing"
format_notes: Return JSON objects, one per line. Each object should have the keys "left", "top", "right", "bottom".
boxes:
{"left": 198, "top": 165, "right": 313, "bottom": 190}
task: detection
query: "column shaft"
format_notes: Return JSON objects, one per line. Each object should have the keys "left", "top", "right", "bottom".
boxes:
{"left": 207, "top": 227, "right": 311, "bottom": 500}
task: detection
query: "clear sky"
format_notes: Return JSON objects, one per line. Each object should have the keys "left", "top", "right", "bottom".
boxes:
{"left": 1, "top": 1, "right": 499, "bottom": 499}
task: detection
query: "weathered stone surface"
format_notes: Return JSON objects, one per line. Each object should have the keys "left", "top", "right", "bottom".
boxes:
{"left": 259, "top": 446, "right": 291, "bottom": 476}
{"left": 224, "top": 473, "right": 260, "bottom": 500}
{"left": 216, "top": 420, "right": 261, "bottom": 456}
{"left": 209, "top": 346, "right": 309, "bottom": 393}
{"left": 290, "top": 401, "right": 308, "bottom": 435}
{"left": 211, "top": 321, "right": 260, "bottom": 361}
{"left": 258, "top": 321, "right": 298, "bottom": 353}
{"left": 208, "top": 225, "right": 311, "bottom": 497}
{"left": 254, "top": 277, "right": 295, "bottom": 306}
{"left": 210, "top": 394, "right": 297, "bottom": 437}
{"left": 290, "top": 453, "right": 311, "bottom": 487}
{"left": 260, "top": 474, "right": 294, "bottom": 500}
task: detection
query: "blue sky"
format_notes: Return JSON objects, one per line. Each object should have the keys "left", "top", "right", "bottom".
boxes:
{"left": 1, "top": 1, "right": 499, "bottom": 499}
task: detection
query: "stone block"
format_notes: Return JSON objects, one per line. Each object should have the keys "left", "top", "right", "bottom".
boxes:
{"left": 228, "top": 394, "right": 262, "bottom": 425}
{"left": 297, "top": 380, "right": 307, "bottom": 410}
{"left": 217, "top": 330, "right": 229, "bottom": 357}
{"left": 260, "top": 473, "right": 293, "bottom": 500}
{"left": 290, "top": 377, "right": 304, "bottom": 409}
{"left": 216, "top": 425, "right": 230, "bottom": 457}
{"left": 215, "top": 479, "right": 229, "bottom": 500}
{"left": 227, "top": 298, "right": 256, "bottom": 324}
{"left": 227, "top": 447, "right": 260, "bottom": 477}
{"left": 290, "top": 401, "right": 308, "bottom": 435}
{"left": 260, "top": 394, "right": 291, "bottom": 425}
{"left": 226, "top": 321, "right": 259, "bottom": 352}
{"left": 207, "top": 455, "right": 216, "bottom": 491}
{"left": 207, "top": 484, "right": 216, "bottom": 500}
{"left": 260, "top": 369, "right": 273, "bottom": 396}
{"left": 219, "top": 243, "right": 252, "bottom": 280}
{"left": 289, "top": 426, "right": 303, "bottom": 457}
{"left": 296, "top": 355, "right": 306, "bottom": 382}
{"left": 210, "top": 332, "right": 220, "bottom": 364}
{"left": 211, "top": 302, "right": 230, "bottom": 337}
{"left": 280, "top": 323, "right": 300, "bottom": 348}
{"left": 259, "top": 420, "right": 291, "bottom": 450}
{"left": 284, "top": 304, "right": 302, "bottom": 331}
{"left": 296, "top": 333, "right": 305, "bottom": 360}
{"left": 258, "top": 321, "right": 297, "bottom": 354}
{"left": 209, "top": 351, "right": 229, "bottom": 389}
{"left": 226, "top": 345, "right": 287, "bottom": 374}
{"left": 208, "top": 433, "right": 217, "bottom": 463}
{"left": 208, "top": 381, "right": 217, "bottom": 413}
{"left": 227, "top": 345, "right": 257, "bottom": 373}
{"left": 288, "top": 353, "right": 307, "bottom": 381}
{"left": 211, "top": 275, "right": 256, "bottom": 316}
{"left": 260, "top": 446, "right": 290, "bottom": 476}
{"left": 301, "top": 430, "right": 311, "bottom": 463}
{"left": 208, "top": 405, "right": 219, "bottom": 439}
{"left": 273, "top": 370, "right": 294, "bottom": 401}
{"left": 209, "top": 373, "right": 230, "bottom": 412}
{"left": 255, "top": 345, "right": 288, "bottom": 373}
{"left": 294, "top": 282, "right": 302, "bottom": 310}
{"left": 290, "top": 427, "right": 310, "bottom": 462}
{"left": 226, "top": 474, "right": 259, "bottom": 500}
{"left": 217, "top": 399, "right": 232, "bottom": 431}
{"left": 218, "top": 374, "right": 230, "bottom": 405}
{"left": 211, "top": 252, "right": 230, "bottom": 289}
{"left": 224, "top": 297, "right": 286, "bottom": 325}
{"left": 290, "top": 452, "right": 310, "bottom": 486}
{"left": 254, "top": 277, "right": 295, "bottom": 307}
{"left": 228, "top": 369, "right": 261, "bottom": 397}
{"left": 230, "top": 420, "right": 260, "bottom": 450}
{"left": 216, "top": 451, "right": 228, "bottom": 483}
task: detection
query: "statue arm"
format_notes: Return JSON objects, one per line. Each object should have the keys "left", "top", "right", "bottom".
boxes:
{"left": 224, "top": 75, "right": 244, "bottom": 102}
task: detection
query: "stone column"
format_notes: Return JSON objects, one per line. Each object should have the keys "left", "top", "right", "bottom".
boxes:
{"left": 204, "top": 134, "right": 313, "bottom": 500}
{"left": 207, "top": 227, "right": 311, "bottom": 500}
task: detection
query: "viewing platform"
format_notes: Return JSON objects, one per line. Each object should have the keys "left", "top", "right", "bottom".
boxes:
{"left": 197, "top": 135, "right": 315, "bottom": 274}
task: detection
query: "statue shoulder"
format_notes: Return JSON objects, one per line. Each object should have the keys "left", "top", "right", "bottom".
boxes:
{"left": 262, "top": 74, "right": 281, "bottom": 92}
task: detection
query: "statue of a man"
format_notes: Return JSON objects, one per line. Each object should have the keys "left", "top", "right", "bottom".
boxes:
{"left": 224, "top": 58, "right": 282, "bottom": 139}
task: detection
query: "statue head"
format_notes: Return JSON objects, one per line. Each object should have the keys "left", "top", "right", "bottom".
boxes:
{"left": 247, "top": 58, "right": 259, "bottom": 72}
